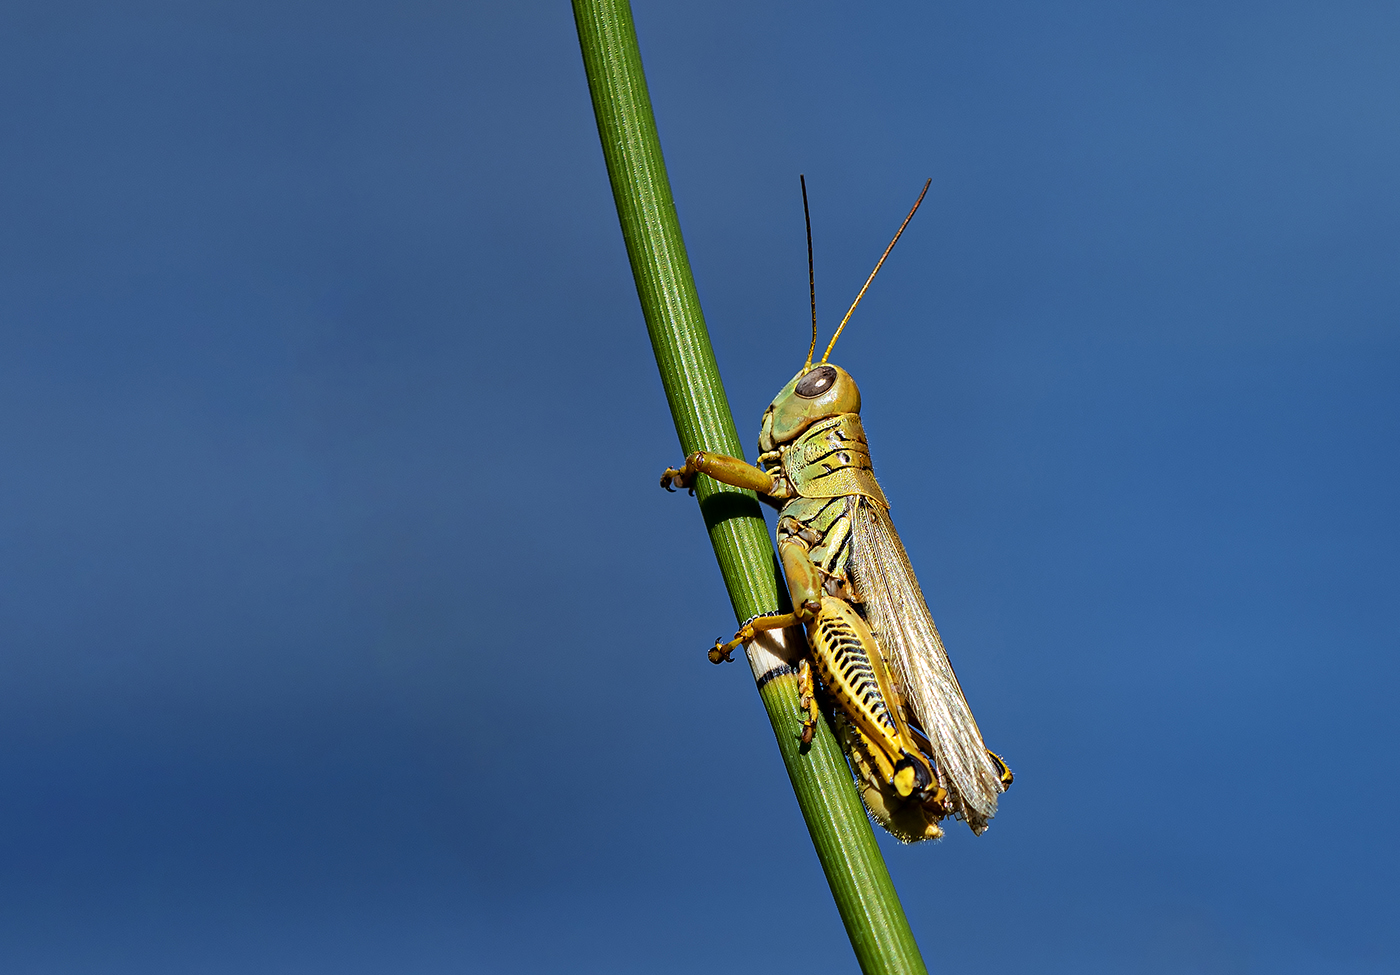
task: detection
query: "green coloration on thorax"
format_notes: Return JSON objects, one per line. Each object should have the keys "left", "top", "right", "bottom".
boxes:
{"left": 758, "top": 364, "right": 883, "bottom": 586}
{"left": 783, "top": 415, "right": 888, "bottom": 506}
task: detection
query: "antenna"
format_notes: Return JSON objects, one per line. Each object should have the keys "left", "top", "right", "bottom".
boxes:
{"left": 801, "top": 175, "right": 817, "bottom": 371}
{"left": 820, "top": 178, "right": 932, "bottom": 364}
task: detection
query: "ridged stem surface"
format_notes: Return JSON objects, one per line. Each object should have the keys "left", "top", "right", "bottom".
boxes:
{"left": 571, "top": 3, "right": 929, "bottom": 972}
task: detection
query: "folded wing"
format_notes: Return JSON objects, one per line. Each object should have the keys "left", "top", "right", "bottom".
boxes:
{"left": 848, "top": 499, "right": 1005, "bottom": 833}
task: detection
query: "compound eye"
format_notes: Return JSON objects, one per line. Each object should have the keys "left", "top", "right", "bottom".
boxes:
{"left": 795, "top": 365, "right": 837, "bottom": 399}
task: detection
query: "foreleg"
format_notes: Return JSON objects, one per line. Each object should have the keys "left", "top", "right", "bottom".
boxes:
{"left": 660, "top": 451, "right": 781, "bottom": 496}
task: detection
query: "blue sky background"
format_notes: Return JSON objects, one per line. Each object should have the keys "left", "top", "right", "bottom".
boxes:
{"left": 2, "top": 1, "right": 1397, "bottom": 972}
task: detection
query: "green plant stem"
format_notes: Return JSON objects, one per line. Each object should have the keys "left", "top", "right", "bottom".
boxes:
{"left": 571, "top": 3, "right": 929, "bottom": 972}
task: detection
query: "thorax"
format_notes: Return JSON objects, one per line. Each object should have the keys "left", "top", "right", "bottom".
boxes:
{"left": 778, "top": 413, "right": 888, "bottom": 508}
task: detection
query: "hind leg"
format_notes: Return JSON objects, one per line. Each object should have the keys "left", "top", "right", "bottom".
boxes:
{"left": 797, "top": 659, "right": 820, "bottom": 746}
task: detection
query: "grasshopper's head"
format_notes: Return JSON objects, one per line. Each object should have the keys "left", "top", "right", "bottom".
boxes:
{"left": 763, "top": 177, "right": 929, "bottom": 454}
{"left": 758, "top": 363, "right": 861, "bottom": 453}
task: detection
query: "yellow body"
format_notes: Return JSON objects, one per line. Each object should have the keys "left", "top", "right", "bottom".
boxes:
{"left": 659, "top": 181, "right": 1009, "bottom": 841}
{"left": 664, "top": 364, "right": 1011, "bottom": 840}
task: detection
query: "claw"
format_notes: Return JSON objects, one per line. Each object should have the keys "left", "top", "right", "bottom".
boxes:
{"left": 708, "top": 640, "right": 734, "bottom": 664}
{"left": 660, "top": 467, "right": 696, "bottom": 495}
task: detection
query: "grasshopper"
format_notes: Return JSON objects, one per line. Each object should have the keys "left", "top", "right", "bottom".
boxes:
{"left": 661, "top": 179, "right": 1011, "bottom": 841}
